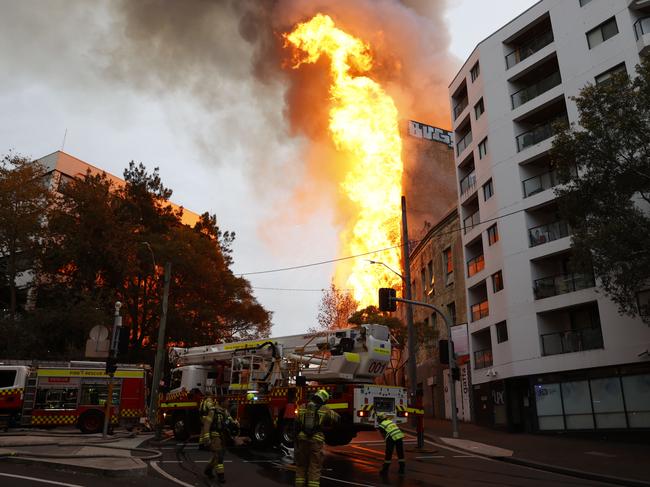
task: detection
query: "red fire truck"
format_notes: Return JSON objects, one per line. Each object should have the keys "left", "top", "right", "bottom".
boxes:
{"left": 159, "top": 324, "right": 415, "bottom": 449}
{"left": 0, "top": 361, "right": 147, "bottom": 433}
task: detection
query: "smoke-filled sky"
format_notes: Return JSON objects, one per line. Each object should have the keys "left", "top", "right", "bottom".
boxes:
{"left": 0, "top": 0, "right": 537, "bottom": 336}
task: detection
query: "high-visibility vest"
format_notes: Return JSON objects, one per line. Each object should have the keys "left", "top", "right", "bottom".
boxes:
{"left": 379, "top": 419, "right": 404, "bottom": 441}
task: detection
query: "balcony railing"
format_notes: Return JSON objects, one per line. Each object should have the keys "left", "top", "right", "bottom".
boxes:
{"left": 505, "top": 30, "right": 554, "bottom": 69}
{"left": 528, "top": 220, "right": 570, "bottom": 247}
{"left": 634, "top": 17, "right": 650, "bottom": 40}
{"left": 533, "top": 272, "right": 595, "bottom": 300}
{"left": 460, "top": 171, "right": 477, "bottom": 196}
{"left": 456, "top": 131, "right": 472, "bottom": 156}
{"left": 471, "top": 300, "right": 489, "bottom": 322}
{"left": 523, "top": 169, "right": 558, "bottom": 197}
{"left": 453, "top": 97, "right": 469, "bottom": 120}
{"left": 541, "top": 328, "right": 604, "bottom": 356}
{"left": 511, "top": 71, "right": 562, "bottom": 109}
{"left": 474, "top": 348, "right": 493, "bottom": 369}
{"left": 463, "top": 210, "right": 480, "bottom": 234}
{"left": 467, "top": 254, "right": 485, "bottom": 277}
{"left": 516, "top": 116, "right": 567, "bottom": 152}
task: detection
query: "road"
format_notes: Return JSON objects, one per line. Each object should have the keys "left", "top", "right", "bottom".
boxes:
{"left": 0, "top": 432, "right": 615, "bottom": 486}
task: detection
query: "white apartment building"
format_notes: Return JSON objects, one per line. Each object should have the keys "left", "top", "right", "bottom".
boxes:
{"left": 449, "top": 0, "right": 650, "bottom": 433}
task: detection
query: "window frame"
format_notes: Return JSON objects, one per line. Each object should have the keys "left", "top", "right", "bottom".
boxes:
{"left": 495, "top": 321, "right": 508, "bottom": 343}
{"left": 443, "top": 247, "right": 454, "bottom": 285}
{"left": 595, "top": 62, "right": 626, "bottom": 85}
{"left": 487, "top": 224, "right": 499, "bottom": 246}
{"left": 470, "top": 62, "right": 480, "bottom": 82}
{"left": 492, "top": 270, "right": 504, "bottom": 293}
{"left": 474, "top": 98, "right": 485, "bottom": 120}
{"left": 478, "top": 137, "right": 488, "bottom": 159}
{"left": 483, "top": 178, "right": 494, "bottom": 201}
{"left": 586, "top": 17, "right": 619, "bottom": 49}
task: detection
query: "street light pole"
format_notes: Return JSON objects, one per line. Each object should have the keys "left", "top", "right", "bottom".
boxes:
{"left": 103, "top": 301, "right": 122, "bottom": 438}
{"left": 149, "top": 261, "right": 172, "bottom": 439}
{"left": 400, "top": 196, "right": 419, "bottom": 440}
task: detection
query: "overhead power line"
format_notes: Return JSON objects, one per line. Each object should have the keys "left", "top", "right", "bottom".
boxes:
{"left": 238, "top": 205, "right": 529, "bottom": 277}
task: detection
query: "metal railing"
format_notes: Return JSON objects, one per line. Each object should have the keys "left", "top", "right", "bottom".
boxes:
{"left": 505, "top": 30, "right": 554, "bottom": 69}
{"left": 523, "top": 168, "right": 558, "bottom": 197}
{"left": 456, "top": 131, "right": 473, "bottom": 156}
{"left": 541, "top": 328, "right": 604, "bottom": 356}
{"left": 463, "top": 210, "right": 480, "bottom": 234}
{"left": 473, "top": 348, "right": 493, "bottom": 369}
{"left": 528, "top": 220, "right": 570, "bottom": 247}
{"left": 453, "top": 97, "right": 469, "bottom": 120}
{"left": 634, "top": 17, "right": 650, "bottom": 40}
{"left": 511, "top": 71, "right": 562, "bottom": 109}
{"left": 533, "top": 272, "right": 595, "bottom": 299}
{"left": 460, "top": 171, "right": 477, "bottom": 196}
{"left": 467, "top": 254, "right": 485, "bottom": 277}
{"left": 471, "top": 300, "right": 489, "bottom": 322}
{"left": 516, "top": 116, "right": 567, "bottom": 152}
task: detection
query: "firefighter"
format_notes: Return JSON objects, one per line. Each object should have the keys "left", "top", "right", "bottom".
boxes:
{"left": 199, "top": 394, "right": 236, "bottom": 483}
{"left": 375, "top": 412, "right": 405, "bottom": 475}
{"left": 294, "top": 389, "right": 340, "bottom": 487}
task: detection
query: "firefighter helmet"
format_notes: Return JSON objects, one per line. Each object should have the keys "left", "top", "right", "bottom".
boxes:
{"left": 314, "top": 389, "right": 330, "bottom": 404}
{"left": 376, "top": 412, "right": 387, "bottom": 422}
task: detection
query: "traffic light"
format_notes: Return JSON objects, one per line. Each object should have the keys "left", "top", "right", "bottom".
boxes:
{"left": 439, "top": 339, "right": 450, "bottom": 365}
{"left": 105, "top": 356, "right": 118, "bottom": 376}
{"left": 378, "top": 288, "right": 397, "bottom": 312}
{"left": 451, "top": 367, "right": 461, "bottom": 382}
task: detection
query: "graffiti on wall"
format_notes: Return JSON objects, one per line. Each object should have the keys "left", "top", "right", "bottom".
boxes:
{"left": 408, "top": 120, "right": 453, "bottom": 147}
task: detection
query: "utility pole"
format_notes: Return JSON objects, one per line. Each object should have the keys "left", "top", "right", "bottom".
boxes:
{"left": 103, "top": 301, "right": 122, "bottom": 438}
{"left": 149, "top": 261, "right": 172, "bottom": 439}
{"left": 400, "top": 196, "right": 419, "bottom": 440}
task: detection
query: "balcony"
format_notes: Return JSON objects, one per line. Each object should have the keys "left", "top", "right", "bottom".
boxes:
{"left": 541, "top": 328, "right": 604, "bottom": 356}
{"left": 467, "top": 254, "right": 485, "bottom": 278}
{"left": 505, "top": 30, "right": 554, "bottom": 69}
{"left": 533, "top": 272, "right": 595, "bottom": 300}
{"left": 456, "top": 131, "right": 473, "bottom": 156}
{"left": 523, "top": 168, "right": 558, "bottom": 197}
{"left": 473, "top": 348, "right": 493, "bottom": 369}
{"left": 634, "top": 17, "right": 650, "bottom": 40}
{"left": 516, "top": 117, "right": 567, "bottom": 152}
{"left": 529, "top": 220, "right": 570, "bottom": 247}
{"left": 460, "top": 171, "right": 477, "bottom": 197}
{"left": 511, "top": 71, "right": 561, "bottom": 109}
{"left": 463, "top": 210, "right": 480, "bottom": 235}
{"left": 471, "top": 300, "right": 489, "bottom": 322}
{"left": 453, "top": 97, "right": 469, "bottom": 121}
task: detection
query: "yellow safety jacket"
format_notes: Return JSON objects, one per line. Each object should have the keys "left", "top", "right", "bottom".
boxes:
{"left": 199, "top": 397, "right": 230, "bottom": 443}
{"left": 378, "top": 419, "right": 405, "bottom": 442}
{"left": 296, "top": 402, "right": 339, "bottom": 443}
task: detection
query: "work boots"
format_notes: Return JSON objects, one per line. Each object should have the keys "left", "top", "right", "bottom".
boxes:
{"left": 204, "top": 466, "right": 215, "bottom": 479}
{"left": 217, "top": 473, "right": 226, "bottom": 483}
{"left": 399, "top": 463, "right": 406, "bottom": 475}
{"left": 379, "top": 464, "right": 389, "bottom": 476}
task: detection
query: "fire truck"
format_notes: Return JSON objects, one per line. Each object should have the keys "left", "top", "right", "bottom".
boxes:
{"left": 0, "top": 361, "right": 147, "bottom": 434}
{"left": 159, "top": 324, "right": 411, "bottom": 448}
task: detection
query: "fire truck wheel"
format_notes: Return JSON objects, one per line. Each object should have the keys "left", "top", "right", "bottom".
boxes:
{"left": 251, "top": 416, "right": 273, "bottom": 447}
{"left": 279, "top": 419, "right": 295, "bottom": 449}
{"left": 78, "top": 411, "right": 104, "bottom": 434}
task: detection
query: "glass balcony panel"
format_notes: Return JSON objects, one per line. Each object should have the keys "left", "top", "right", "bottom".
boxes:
{"left": 541, "top": 328, "right": 604, "bottom": 355}
{"left": 471, "top": 300, "right": 489, "bottom": 321}
{"left": 516, "top": 117, "right": 567, "bottom": 152}
{"left": 460, "top": 171, "right": 477, "bottom": 196}
{"left": 473, "top": 348, "right": 493, "bottom": 369}
{"left": 456, "top": 131, "right": 473, "bottom": 156}
{"left": 634, "top": 17, "right": 650, "bottom": 40}
{"left": 505, "top": 30, "right": 554, "bottom": 69}
{"left": 533, "top": 272, "right": 595, "bottom": 299}
{"left": 453, "top": 97, "right": 469, "bottom": 120}
{"left": 511, "top": 71, "right": 562, "bottom": 109}
{"left": 467, "top": 254, "right": 485, "bottom": 277}
{"left": 529, "top": 220, "right": 570, "bottom": 247}
{"left": 463, "top": 211, "right": 480, "bottom": 235}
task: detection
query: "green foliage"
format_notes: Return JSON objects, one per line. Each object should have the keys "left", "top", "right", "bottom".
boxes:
{"left": 551, "top": 59, "right": 650, "bottom": 323}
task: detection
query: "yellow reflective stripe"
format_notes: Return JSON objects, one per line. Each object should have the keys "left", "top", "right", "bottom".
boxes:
{"left": 223, "top": 339, "right": 271, "bottom": 350}
{"left": 36, "top": 368, "right": 144, "bottom": 378}
{"left": 327, "top": 403, "right": 348, "bottom": 410}
{"left": 229, "top": 383, "right": 250, "bottom": 390}
{"left": 160, "top": 402, "right": 198, "bottom": 408}
{"left": 343, "top": 352, "right": 360, "bottom": 363}
{"left": 406, "top": 407, "right": 424, "bottom": 415}
{"left": 373, "top": 347, "right": 390, "bottom": 355}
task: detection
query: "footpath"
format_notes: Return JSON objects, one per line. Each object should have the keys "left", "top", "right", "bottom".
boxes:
{"left": 0, "top": 428, "right": 160, "bottom": 477}
{"left": 404, "top": 417, "right": 650, "bottom": 487}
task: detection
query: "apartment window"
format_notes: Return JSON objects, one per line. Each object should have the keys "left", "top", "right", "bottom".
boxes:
{"left": 443, "top": 248, "right": 453, "bottom": 285}
{"left": 492, "top": 270, "right": 504, "bottom": 293}
{"left": 430, "top": 312, "right": 437, "bottom": 328}
{"left": 474, "top": 98, "right": 484, "bottom": 120}
{"left": 483, "top": 179, "right": 493, "bottom": 201}
{"left": 579, "top": 0, "right": 592, "bottom": 6}
{"left": 447, "top": 302, "right": 457, "bottom": 325}
{"left": 478, "top": 137, "right": 488, "bottom": 159}
{"left": 470, "top": 62, "right": 480, "bottom": 82}
{"left": 421, "top": 267, "right": 427, "bottom": 294}
{"left": 595, "top": 62, "right": 626, "bottom": 85}
{"left": 427, "top": 260, "right": 434, "bottom": 294}
{"left": 586, "top": 17, "right": 618, "bottom": 49}
{"left": 495, "top": 321, "right": 508, "bottom": 343}
{"left": 412, "top": 279, "right": 416, "bottom": 299}
{"left": 487, "top": 224, "right": 499, "bottom": 246}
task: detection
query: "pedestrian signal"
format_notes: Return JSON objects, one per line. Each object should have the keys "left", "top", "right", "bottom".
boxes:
{"left": 378, "top": 288, "right": 397, "bottom": 312}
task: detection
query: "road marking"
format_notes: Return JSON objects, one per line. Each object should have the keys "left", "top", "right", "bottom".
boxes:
{"left": 151, "top": 461, "right": 195, "bottom": 487}
{"left": 453, "top": 455, "right": 476, "bottom": 458}
{"left": 416, "top": 455, "right": 445, "bottom": 459}
{"left": 0, "top": 472, "right": 84, "bottom": 487}
{"left": 320, "top": 475, "right": 377, "bottom": 486}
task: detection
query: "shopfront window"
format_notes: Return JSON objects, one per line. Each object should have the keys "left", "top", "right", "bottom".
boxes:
{"left": 561, "top": 381, "right": 594, "bottom": 430}
{"left": 622, "top": 374, "right": 650, "bottom": 428}
{"left": 591, "top": 377, "right": 626, "bottom": 428}
{"left": 534, "top": 383, "right": 564, "bottom": 430}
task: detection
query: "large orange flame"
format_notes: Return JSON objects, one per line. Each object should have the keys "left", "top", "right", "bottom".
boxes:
{"left": 285, "top": 14, "right": 403, "bottom": 306}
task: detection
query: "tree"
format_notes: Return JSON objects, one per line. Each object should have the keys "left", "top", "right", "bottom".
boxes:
{"left": 0, "top": 154, "right": 53, "bottom": 319}
{"left": 313, "top": 282, "right": 359, "bottom": 332}
{"left": 551, "top": 59, "right": 650, "bottom": 324}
